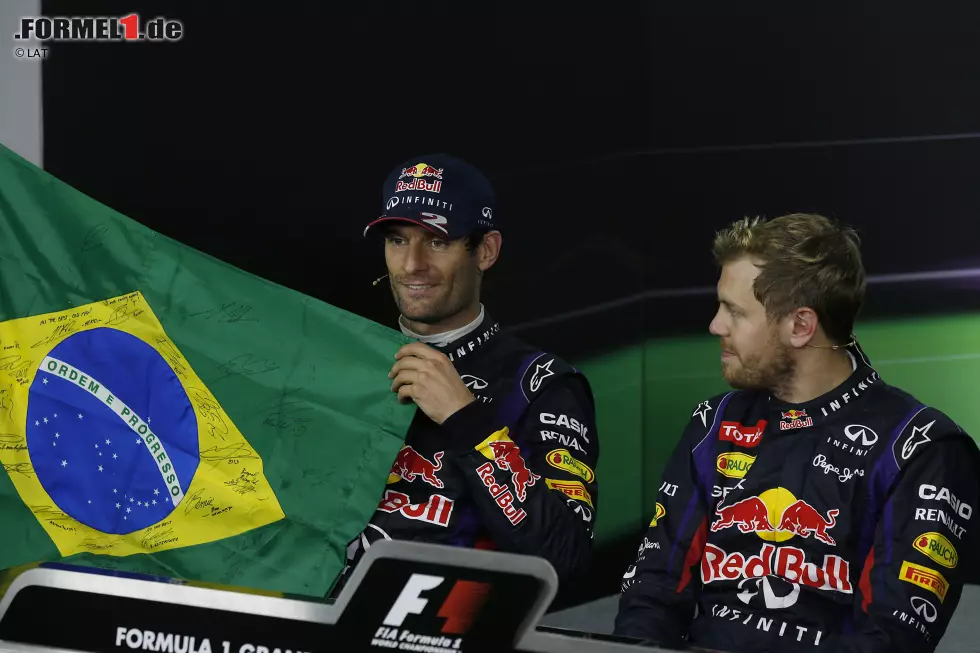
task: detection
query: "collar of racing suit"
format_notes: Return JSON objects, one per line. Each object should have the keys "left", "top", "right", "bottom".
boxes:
{"left": 398, "top": 304, "right": 486, "bottom": 348}
{"left": 766, "top": 343, "right": 880, "bottom": 427}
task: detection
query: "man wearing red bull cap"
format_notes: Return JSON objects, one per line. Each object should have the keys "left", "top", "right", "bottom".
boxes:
{"left": 331, "top": 154, "right": 599, "bottom": 599}
{"left": 615, "top": 213, "right": 980, "bottom": 652}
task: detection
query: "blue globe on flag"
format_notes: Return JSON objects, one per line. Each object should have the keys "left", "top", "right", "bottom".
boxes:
{"left": 25, "top": 327, "right": 199, "bottom": 535}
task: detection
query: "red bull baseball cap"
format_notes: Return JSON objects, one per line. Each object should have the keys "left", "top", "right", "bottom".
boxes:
{"left": 363, "top": 153, "right": 498, "bottom": 240}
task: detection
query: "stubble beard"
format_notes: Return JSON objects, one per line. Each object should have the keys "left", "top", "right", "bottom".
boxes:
{"left": 723, "top": 336, "right": 796, "bottom": 395}
{"left": 393, "top": 278, "right": 474, "bottom": 326}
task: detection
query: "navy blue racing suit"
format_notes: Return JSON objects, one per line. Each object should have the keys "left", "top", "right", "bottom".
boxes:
{"left": 333, "top": 311, "right": 598, "bottom": 596}
{"left": 615, "top": 344, "right": 980, "bottom": 652}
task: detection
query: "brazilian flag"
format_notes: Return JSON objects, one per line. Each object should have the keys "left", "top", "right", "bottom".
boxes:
{"left": 0, "top": 143, "right": 413, "bottom": 596}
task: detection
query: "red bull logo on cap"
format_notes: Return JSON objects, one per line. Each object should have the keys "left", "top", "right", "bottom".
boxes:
{"left": 388, "top": 446, "right": 444, "bottom": 489}
{"left": 780, "top": 409, "right": 814, "bottom": 431}
{"left": 711, "top": 487, "right": 840, "bottom": 546}
{"left": 396, "top": 177, "right": 442, "bottom": 193}
{"left": 399, "top": 162, "right": 444, "bottom": 180}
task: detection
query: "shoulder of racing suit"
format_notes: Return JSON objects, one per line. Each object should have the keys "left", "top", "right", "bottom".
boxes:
{"left": 682, "top": 390, "right": 759, "bottom": 440}
{"left": 437, "top": 327, "right": 596, "bottom": 453}
{"left": 870, "top": 384, "right": 979, "bottom": 488}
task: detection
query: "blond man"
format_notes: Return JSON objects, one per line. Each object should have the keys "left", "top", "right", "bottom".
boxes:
{"left": 615, "top": 214, "right": 979, "bottom": 653}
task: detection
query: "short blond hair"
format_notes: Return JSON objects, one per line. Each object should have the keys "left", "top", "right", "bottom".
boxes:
{"left": 712, "top": 213, "right": 866, "bottom": 344}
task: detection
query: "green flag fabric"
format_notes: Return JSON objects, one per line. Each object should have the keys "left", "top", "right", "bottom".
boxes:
{"left": 0, "top": 143, "right": 414, "bottom": 596}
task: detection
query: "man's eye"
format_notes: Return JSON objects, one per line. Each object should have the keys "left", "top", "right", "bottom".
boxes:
{"left": 430, "top": 240, "right": 448, "bottom": 249}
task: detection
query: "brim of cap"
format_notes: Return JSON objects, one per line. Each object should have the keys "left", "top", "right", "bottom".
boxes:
{"left": 362, "top": 216, "right": 456, "bottom": 238}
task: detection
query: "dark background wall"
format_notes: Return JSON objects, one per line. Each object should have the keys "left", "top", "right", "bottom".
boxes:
{"left": 38, "top": 0, "right": 980, "bottom": 601}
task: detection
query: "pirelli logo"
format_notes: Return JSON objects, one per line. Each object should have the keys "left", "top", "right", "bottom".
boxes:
{"left": 545, "top": 478, "right": 593, "bottom": 508}
{"left": 900, "top": 560, "right": 949, "bottom": 603}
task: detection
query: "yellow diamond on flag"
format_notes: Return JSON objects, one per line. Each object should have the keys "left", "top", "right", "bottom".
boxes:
{"left": 0, "top": 291, "right": 285, "bottom": 558}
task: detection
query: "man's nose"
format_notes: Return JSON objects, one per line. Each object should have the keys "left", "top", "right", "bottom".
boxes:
{"left": 708, "top": 310, "right": 728, "bottom": 337}
{"left": 402, "top": 240, "right": 429, "bottom": 275}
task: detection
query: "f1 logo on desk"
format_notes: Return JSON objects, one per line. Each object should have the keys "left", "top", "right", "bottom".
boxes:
{"left": 374, "top": 574, "right": 491, "bottom": 650}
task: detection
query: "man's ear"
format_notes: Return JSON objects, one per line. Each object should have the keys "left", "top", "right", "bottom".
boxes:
{"left": 477, "top": 231, "right": 502, "bottom": 272}
{"left": 787, "top": 307, "right": 819, "bottom": 348}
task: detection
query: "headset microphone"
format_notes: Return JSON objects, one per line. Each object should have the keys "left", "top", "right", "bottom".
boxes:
{"left": 372, "top": 274, "right": 389, "bottom": 286}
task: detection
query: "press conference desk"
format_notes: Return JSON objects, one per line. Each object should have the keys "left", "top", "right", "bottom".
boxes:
{"left": 0, "top": 542, "right": 695, "bottom": 653}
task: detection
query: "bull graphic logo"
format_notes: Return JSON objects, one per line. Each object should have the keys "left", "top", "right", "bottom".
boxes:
{"left": 711, "top": 487, "right": 839, "bottom": 546}
{"left": 487, "top": 440, "right": 540, "bottom": 501}
{"left": 777, "top": 500, "right": 839, "bottom": 546}
{"left": 712, "top": 497, "right": 775, "bottom": 534}
{"left": 389, "top": 446, "right": 444, "bottom": 489}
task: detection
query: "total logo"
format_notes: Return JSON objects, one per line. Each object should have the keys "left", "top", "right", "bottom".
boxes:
{"left": 711, "top": 487, "right": 840, "bottom": 546}
{"left": 780, "top": 409, "right": 813, "bottom": 431}
{"left": 719, "top": 420, "right": 766, "bottom": 448}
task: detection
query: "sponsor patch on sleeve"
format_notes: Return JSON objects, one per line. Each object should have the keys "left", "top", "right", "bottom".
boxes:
{"left": 544, "top": 478, "right": 593, "bottom": 508}
{"left": 545, "top": 448, "right": 595, "bottom": 482}
{"left": 649, "top": 502, "right": 666, "bottom": 527}
{"left": 913, "top": 532, "right": 958, "bottom": 568}
{"left": 899, "top": 561, "right": 949, "bottom": 602}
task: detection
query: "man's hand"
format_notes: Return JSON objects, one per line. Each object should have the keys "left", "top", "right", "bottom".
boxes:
{"left": 389, "top": 342, "right": 475, "bottom": 424}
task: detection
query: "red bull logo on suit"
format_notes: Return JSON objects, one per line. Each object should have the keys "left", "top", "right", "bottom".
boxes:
{"left": 780, "top": 409, "right": 813, "bottom": 431}
{"left": 702, "top": 542, "right": 852, "bottom": 593}
{"left": 388, "top": 446, "right": 444, "bottom": 489}
{"left": 705, "top": 487, "right": 851, "bottom": 596}
{"left": 473, "top": 428, "right": 540, "bottom": 526}
{"left": 476, "top": 428, "right": 540, "bottom": 502}
{"left": 711, "top": 487, "right": 839, "bottom": 545}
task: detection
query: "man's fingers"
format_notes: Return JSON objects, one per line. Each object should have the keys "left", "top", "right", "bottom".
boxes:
{"left": 395, "top": 342, "right": 447, "bottom": 364}
{"left": 390, "top": 369, "right": 420, "bottom": 392}
{"left": 395, "top": 342, "right": 434, "bottom": 359}
{"left": 397, "top": 384, "right": 416, "bottom": 404}
{"left": 388, "top": 356, "right": 431, "bottom": 378}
